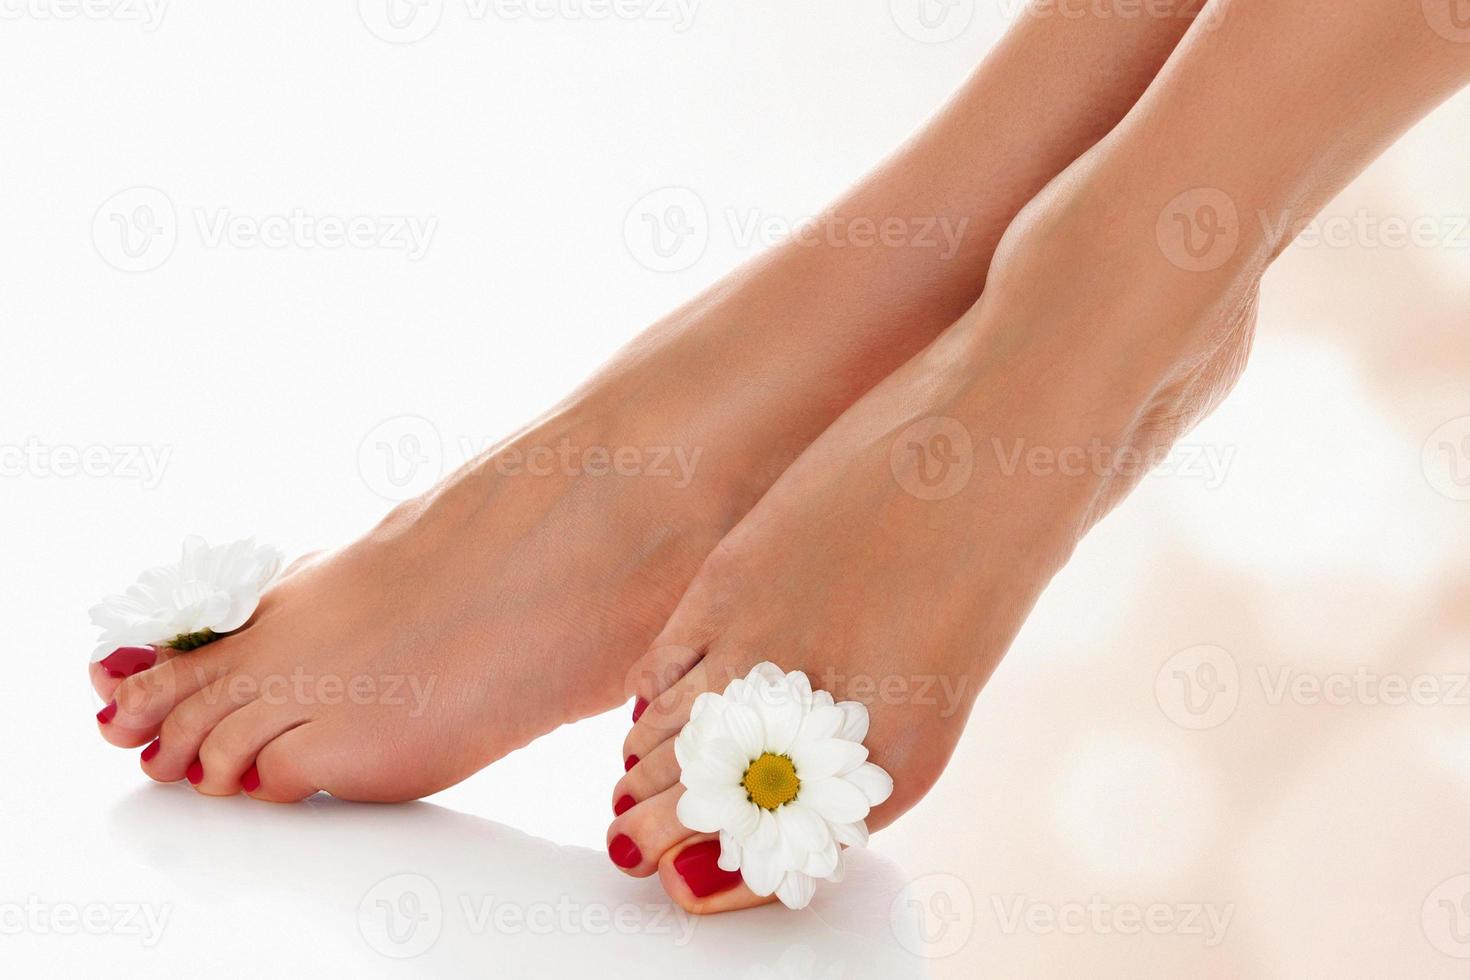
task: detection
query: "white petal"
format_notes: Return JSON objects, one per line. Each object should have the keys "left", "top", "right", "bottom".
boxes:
{"left": 801, "top": 840, "right": 841, "bottom": 879}
{"left": 791, "top": 738, "right": 868, "bottom": 782}
{"left": 811, "top": 689, "right": 835, "bottom": 710}
{"left": 836, "top": 700, "right": 870, "bottom": 744}
{"left": 845, "top": 763, "right": 894, "bottom": 807}
{"left": 827, "top": 849, "right": 846, "bottom": 883}
{"left": 775, "top": 871, "right": 817, "bottom": 910}
{"left": 747, "top": 662, "right": 786, "bottom": 689}
{"left": 212, "top": 589, "right": 262, "bottom": 633}
{"left": 719, "top": 702, "right": 765, "bottom": 761}
{"left": 717, "top": 830, "right": 743, "bottom": 872}
{"left": 725, "top": 796, "right": 762, "bottom": 838}
{"left": 798, "top": 777, "right": 871, "bottom": 824}
{"left": 787, "top": 671, "right": 814, "bottom": 709}
{"left": 775, "top": 802, "right": 832, "bottom": 854}
{"left": 830, "top": 820, "right": 870, "bottom": 848}
{"left": 794, "top": 704, "right": 844, "bottom": 745}
{"left": 688, "top": 690, "right": 723, "bottom": 725}
{"left": 739, "top": 847, "right": 784, "bottom": 897}
{"left": 676, "top": 787, "right": 749, "bottom": 833}
{"left": 749, "top": 809, "right": 780, "bottom": 851}
{"left": 756, "top": 687, "right": 804, "bottom": 755}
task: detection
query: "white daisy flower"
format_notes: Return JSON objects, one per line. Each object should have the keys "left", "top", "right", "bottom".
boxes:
{"left": 674, "top": 662, "right": 894, "bottom": 910}
{"left": 89, "top": 535, "right": 284, "bottom": 661}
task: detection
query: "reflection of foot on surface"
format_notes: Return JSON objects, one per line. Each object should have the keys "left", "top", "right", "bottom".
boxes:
{"left": 608, "top": 174, "right": 1263, "bottom": 914}
{"left": 109, "top": 786, "right": 928, "bottom": 978}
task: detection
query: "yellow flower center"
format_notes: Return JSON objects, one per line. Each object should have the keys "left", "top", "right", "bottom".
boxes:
{"left": 742, "top": 752, "right": 800, "bottom": 810}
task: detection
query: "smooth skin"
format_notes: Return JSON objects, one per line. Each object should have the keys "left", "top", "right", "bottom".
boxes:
{"left": 609, "top": 0, "right": 1470, "bottom": 914}
{"left": 91, "top": 5, "right": 1204, "bottom": 800}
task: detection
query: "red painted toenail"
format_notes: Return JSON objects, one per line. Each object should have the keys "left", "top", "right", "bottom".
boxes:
{"left": 624, "top": 754, "right": 639, "bottom": 772}
{"left": 241, "top": 765, "right": 260, "bottom": 793}
{"left": 186, "top": 760, "right": 204, "bottom": 785}
{"left": 96, "top": 702, "right": 117, "bottom": 725}
{"left": 141, "top": 738, "right": 161, "bottom": 762}
{"left": 614, "top": 794, "right": 636, "bottom": 816}
{"left": 632, "top": 697, "right": 649, "bottom": 722}
{"left": 99, "top": 646, "right": 157, "bottom": 679}
{"left": 673, "top": 839, "right": 743, "bottom": 898}
{"left": 608, "top": 834, "right": 642, "bottom": 869}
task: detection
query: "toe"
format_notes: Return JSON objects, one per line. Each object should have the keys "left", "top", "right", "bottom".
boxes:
{"left": 623, "top": 642, "right": 704, "bottom": 716}
{"left": 249, "top": 722, "right": 323, "bottom": 803}
{"left": 611, "top": 736, "right": 680, "bottom": 816}
{"left": 622, "top": 656, "right": 727, "bottom": 763}
{"left": 102, "top": 643, "right": 234, "bottom": 744}
{"left": 658, "top": 835, "right": 773, "bottom": 915}
{"left": 195, "top": 698, "right": 310, "bottom": 797}
{"left": 89, "top": 645, "right": 167, "bottom": 700}
{"left": 606, "top": 784, "right": 696, "bottom": 878}
{"left": 143, "top": 675, "right": 255, "bottom": 788}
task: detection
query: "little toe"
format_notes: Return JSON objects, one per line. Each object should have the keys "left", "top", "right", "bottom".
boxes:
{"left": 248, "top": 723, "right": 326, "bottom": 803}
{"left": 606, "top": 784, "right": 695, "bottom": 879}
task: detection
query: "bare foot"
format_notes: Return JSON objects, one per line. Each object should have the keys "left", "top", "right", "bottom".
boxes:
{"left": 85, "top": 252, "right": 959, "bottom": 802}
{"left": 606, "top": 173, "right": 1261, "bottom": 912}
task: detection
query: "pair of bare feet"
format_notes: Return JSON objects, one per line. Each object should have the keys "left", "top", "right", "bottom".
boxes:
{"left": 87, "top": 0, "right": 1470, "bottom": 920}
{"left": 90, "top": 142, "right": 1261, "bottom": 916}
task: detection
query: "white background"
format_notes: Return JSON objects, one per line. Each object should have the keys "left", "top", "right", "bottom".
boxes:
{"left": 4, "top": 2, "right": 1470, "bottom": 977}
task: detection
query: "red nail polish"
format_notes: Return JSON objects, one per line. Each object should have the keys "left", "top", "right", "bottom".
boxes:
{"left": 614, "top": 794, "right": 636, "bottom": 816}
{"left": 241, "top": 764, "right": 260, "bottom": 793}
{"left": 141, "top": 738, "right": 161, "bottom": 762}
{"left": 608, "top": 833, "right": 642, "bottom": 869}
{"left": 624, "top": 754, "right": 639, "bottom": 772}
{"left": 673, "top": 839, "right": 743, "bottom": 898}
{"left": 99, "top": 646, "right": 157, "bottom": 679}
{"left": 186, "top": 760, "right": 204, "bottom": 785}
{"left": 96, "top": 702, "right": 117, "bottom": 725}
{"left": 632, "top": 697, "right": 649, "bottom": 722}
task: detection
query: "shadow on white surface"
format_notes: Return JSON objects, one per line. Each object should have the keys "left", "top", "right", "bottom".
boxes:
{"left": 109, "top": 786, "right": 935, "bottom": 979}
